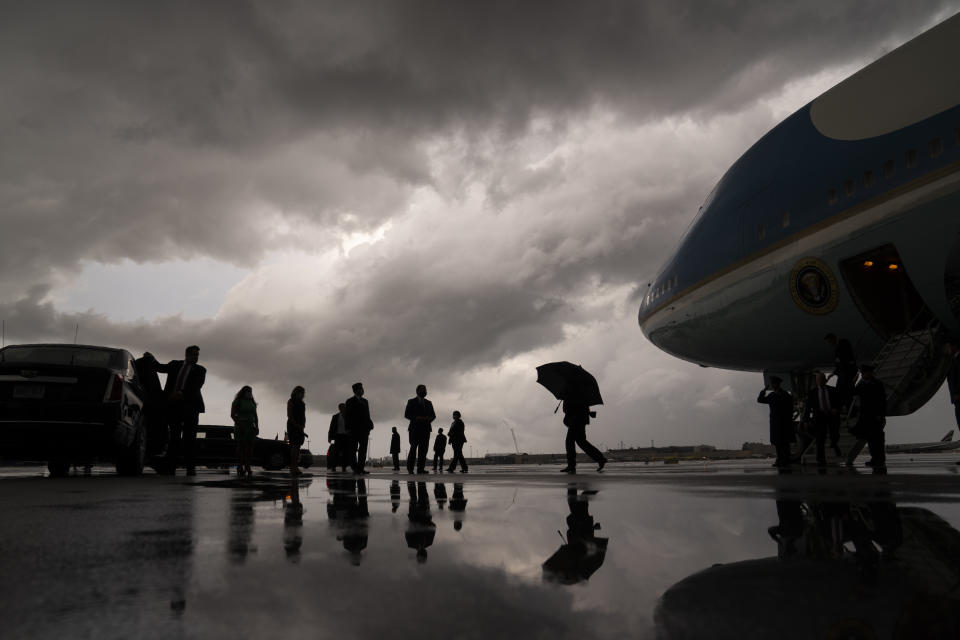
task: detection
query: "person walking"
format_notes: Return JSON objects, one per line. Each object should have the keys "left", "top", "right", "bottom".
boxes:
{"left": 231, "top": 385, "right": 259, "bottom": 478}
{"left": 159, "top": 345, "right": 206, "bottom": 475}
{"left": 328, "top": 403, "right": 350, "bottom": 472}
{"left": 432, "top": 428, "right": 447, "bottom": 471}
{"left": 447, "top": 411, "right": 468, "bottom": 473}
{"left": 404, "top": 384, "right": 436, "bottom": 474}
{"left": 757, "top": 376, "right": 795, "bottom": 467}
{"left": 390, "top": 427, "right": 402, "bottom": 471}
{"left": 287, "top": 386, "right": 306, "bottom": 476}
{"left": 803, "top": 372, "right": 840, "bottom": 464}
{"left": 560, "top": 397, "right": 606, "bottom": 474}
{"left": 345, "top": 383, "right": 374, "bottom": 474}
{"left": 852, "top": 364, "right": 887, "bottom": 469}
{"left": 825, "top": 333, "right": 857, "bottom": 411}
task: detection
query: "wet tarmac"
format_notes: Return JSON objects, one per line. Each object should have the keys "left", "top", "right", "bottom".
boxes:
{"left": 2, "top": 457, "right": 960, "bottom": 639}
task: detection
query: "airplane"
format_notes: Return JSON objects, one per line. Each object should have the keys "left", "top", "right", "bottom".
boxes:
{"left": 885, "top": 430, "right": 960, "bottom": 454}
{"left": 639, "top": 13, "right": 960, "bottom": 417}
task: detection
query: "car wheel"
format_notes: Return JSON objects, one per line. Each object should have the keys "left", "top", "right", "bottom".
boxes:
{"left": 47, "top": 459, "right": 71, "bottom": 477}
{"left": 116, "top": 420, "right": 146, "bottom": 476}
{"left": 262, "top": 451, "right": 285, "bottom": 471}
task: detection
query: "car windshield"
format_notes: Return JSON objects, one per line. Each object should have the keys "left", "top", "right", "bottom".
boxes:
{"left": 0, "top": 346, "right": 117, "bottom": 367}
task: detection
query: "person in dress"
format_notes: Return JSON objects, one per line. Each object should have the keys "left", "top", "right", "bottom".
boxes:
{"left": 231, "top": 385, "right": 259, "bottom": 478}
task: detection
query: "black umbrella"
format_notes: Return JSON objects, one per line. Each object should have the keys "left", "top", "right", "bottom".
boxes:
{"left": 536, "top": 361, "right": 603, "bottom": 406}
{"left": 542, "top": 536, "right": 609, "bottom": 584}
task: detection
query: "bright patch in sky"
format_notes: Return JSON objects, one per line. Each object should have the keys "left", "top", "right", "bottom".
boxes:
{"left": 50, "top": 258, "right": 248, "bottom": 322}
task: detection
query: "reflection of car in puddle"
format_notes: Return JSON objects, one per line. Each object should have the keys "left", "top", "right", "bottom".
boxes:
{"left": 543, "top": 486, "right": 608, "bottom": 585}
{"left": 192, "top": 425, "right": 314, "bottom": 471}
{"left": 655, "top": 497, "right": 960, "bottom": 638}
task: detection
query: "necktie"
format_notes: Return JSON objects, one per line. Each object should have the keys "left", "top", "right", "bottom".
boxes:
{"left": 176, "top": 364, "right": 190, "bottom": 392}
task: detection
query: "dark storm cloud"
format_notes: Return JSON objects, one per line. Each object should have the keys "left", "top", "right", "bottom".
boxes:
{"left": 2, "top": 0, "right": 955, "bottom": 281}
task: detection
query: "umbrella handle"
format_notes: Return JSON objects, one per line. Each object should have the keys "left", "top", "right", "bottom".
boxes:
{"left": 554, "top": 400, "right": 562, "bottom": 414}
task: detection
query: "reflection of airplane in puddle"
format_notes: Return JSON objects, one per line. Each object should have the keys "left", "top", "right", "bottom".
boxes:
{"left": 655, "top": 496, "right": 960, "bottom": 638}
{"left": 886, "top": 430, "right": 960, "bottom": 454}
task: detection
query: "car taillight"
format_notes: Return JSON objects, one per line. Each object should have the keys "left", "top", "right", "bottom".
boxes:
{"left": 105, "top": 373, "right": 123, "bottom": 402}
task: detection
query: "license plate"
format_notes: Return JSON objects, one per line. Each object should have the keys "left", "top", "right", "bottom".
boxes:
{"left": 12, "top": 384, "right": 45, "bottom": 399}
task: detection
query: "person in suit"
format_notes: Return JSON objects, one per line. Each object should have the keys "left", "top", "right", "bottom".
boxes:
{"left": 345, "top": 383, "right": 374, "bottom": 474}
{"left": 390, "top": 426, "right": 401, "bottom": 471}
{"left": 946, "top": 340, "right": 960, "bottom": 430}
{"left": 158, "top": 345, "right": 206, "bottom": 475}
{"left": 404, "top": 384, "right": 436, "bottom": 474}
{"left": 286, "top": 386, "right": 306, "bottom": 477}
{"left": 757, "top": 376, "right": 794, "bottom": 467}
{"left": 852, "top": 364, "right": 887, "bottom": 468}
{"left": 446, "top": 411, "right": 468, "bottom": 473}
{"left": 328, "top": 403, "right": 351, "bottom": 472}
{"left": 135, "top": 352, "right": 168, "bottom": 458}
{"left": 560, "top": 398, "right": 606, "bottom": 474}
{"left": 803, "top": 372, "right": 841, "bottom": 464}
{"left": 825, "top": 333, "right": 857, "bottom": 411}
{"left": 432, "top": 428, "right": 447, "bottom": 471}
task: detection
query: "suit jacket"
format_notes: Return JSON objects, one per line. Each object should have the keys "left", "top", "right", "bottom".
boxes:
{"left": 562, "top": 400, "right": 591, "bottom": 428}
{"left": 134, "top": 356, "right": 163, "bottom": 404}
{"left": 758, "top": 388, "right": 794, "bottom": 444}
{"left": 404, "top": 397, "right": 436, "bottom": 435}
{"left": 160, "top": 360, "right": 206, "bottom": 413}
{"left": 448, "top": 419, "right": 466, "bottom": 445}
{"left": 805, "top": 385, "right": 838, "bottom": 423}
{"left": 433, "top": 433, "right": 447, "bottom": 453}
{"left": 344, "top": 396, "right": 373, "bottom": 435}
{"left": 854, "top": 377, "right": 886, "bottom": 426}
{"left": 948, "top": 353, "right": 960, "bottom": 405}
{"left": 833, "top": 339, "right": 857, "bottom": 378}
{"left": 328, "top": 413, "right": 346, "bottom": 442}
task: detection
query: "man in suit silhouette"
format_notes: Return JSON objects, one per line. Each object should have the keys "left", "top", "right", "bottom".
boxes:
{"left": 390, "top": 426, "right": 401, "bottom": 471}
{"left": 852, "top": 364, "right": 886, "bottom": 468}
{"left": 328, "top": 403, "right": 351, "bottom": 472}
{"left": 159, "top": 345, "right": 206, "bottom": 475}
{"left": 803, "top": 372, "right": 840, "bottom": 465}
{"left": 404, "top": 384, "right": 436, "bottom": 474}
{"left": 757, "top": 376, "right": 794, "bottom": 468}
{"left": 825, "top": 333, "right": 857, "bottom": 411}
{"left": 345, "top": 383, "right": 373, "bottom": 474}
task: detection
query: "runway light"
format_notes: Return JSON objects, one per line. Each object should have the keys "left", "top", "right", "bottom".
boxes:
{"left": 863, "top": 260, "right": 874, "bottom": 267}
{"left": 888, "top": 263, "right": 899, "bottom": 270}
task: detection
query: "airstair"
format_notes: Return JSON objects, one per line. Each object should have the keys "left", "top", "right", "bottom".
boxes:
{"left": 799, "top": 312, "right": 947, "bottom": 466}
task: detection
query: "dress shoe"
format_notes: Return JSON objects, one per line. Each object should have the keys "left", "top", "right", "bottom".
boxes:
{"left": 560, "top": 467, "right": 576, "bottom": 474}
{"left": 597, "top": 458, "right": 607, "bottom": 472}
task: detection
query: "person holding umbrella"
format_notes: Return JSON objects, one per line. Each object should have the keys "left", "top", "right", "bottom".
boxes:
{"left": 561, "top": 398, "right": 606, "bottom": 473}
{"left": 536, "top": 361, "right": 607, "bottom": 474}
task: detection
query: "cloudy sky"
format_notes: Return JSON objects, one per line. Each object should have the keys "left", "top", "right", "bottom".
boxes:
{"left": 3, "top": 1, "right": 959, "bottom": 456}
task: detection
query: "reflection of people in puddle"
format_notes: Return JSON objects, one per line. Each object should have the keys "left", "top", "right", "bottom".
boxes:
{"left": 327, "top": 477, "right": 369, "bottom": 565}
{"left": 228, "top": 492, "right": 256, "bottom": 564}
{"left": 769, "top": 496, "right": 902, "bottom": 583}
{"left": 543, "top": 486, "right": 608, "bottom": 584}
{"left": 449, "top": 482, "right": 467, "bottom": 531}
{"left": 406, "top": 481, "right": 436, "bottom": 563}
{"left": 657, "top": 491, "right": 960, "bottom": 638}
{"left": 390, "top": 479, "right": 401, "bottom": 513}
{"left": 434, "top": 482, "right": 447, "bottom": 510}
{"left": 283, "top": 478, "right": 304, "bottom": 563}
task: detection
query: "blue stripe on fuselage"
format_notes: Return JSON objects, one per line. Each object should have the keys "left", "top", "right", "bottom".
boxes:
{"left": 639, "top": 103, "right": 960, "bottom": 322}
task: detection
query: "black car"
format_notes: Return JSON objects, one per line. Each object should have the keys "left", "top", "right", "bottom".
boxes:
{"left": 194, "top": 425, "right": 314, "bottom": 471}
{"left": 0, "top": 343, "right": 147, "bottom": 476}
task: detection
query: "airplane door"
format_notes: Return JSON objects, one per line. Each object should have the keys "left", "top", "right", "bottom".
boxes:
{"left": 838, "top": 244, "right": 932, "bottom": 339}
